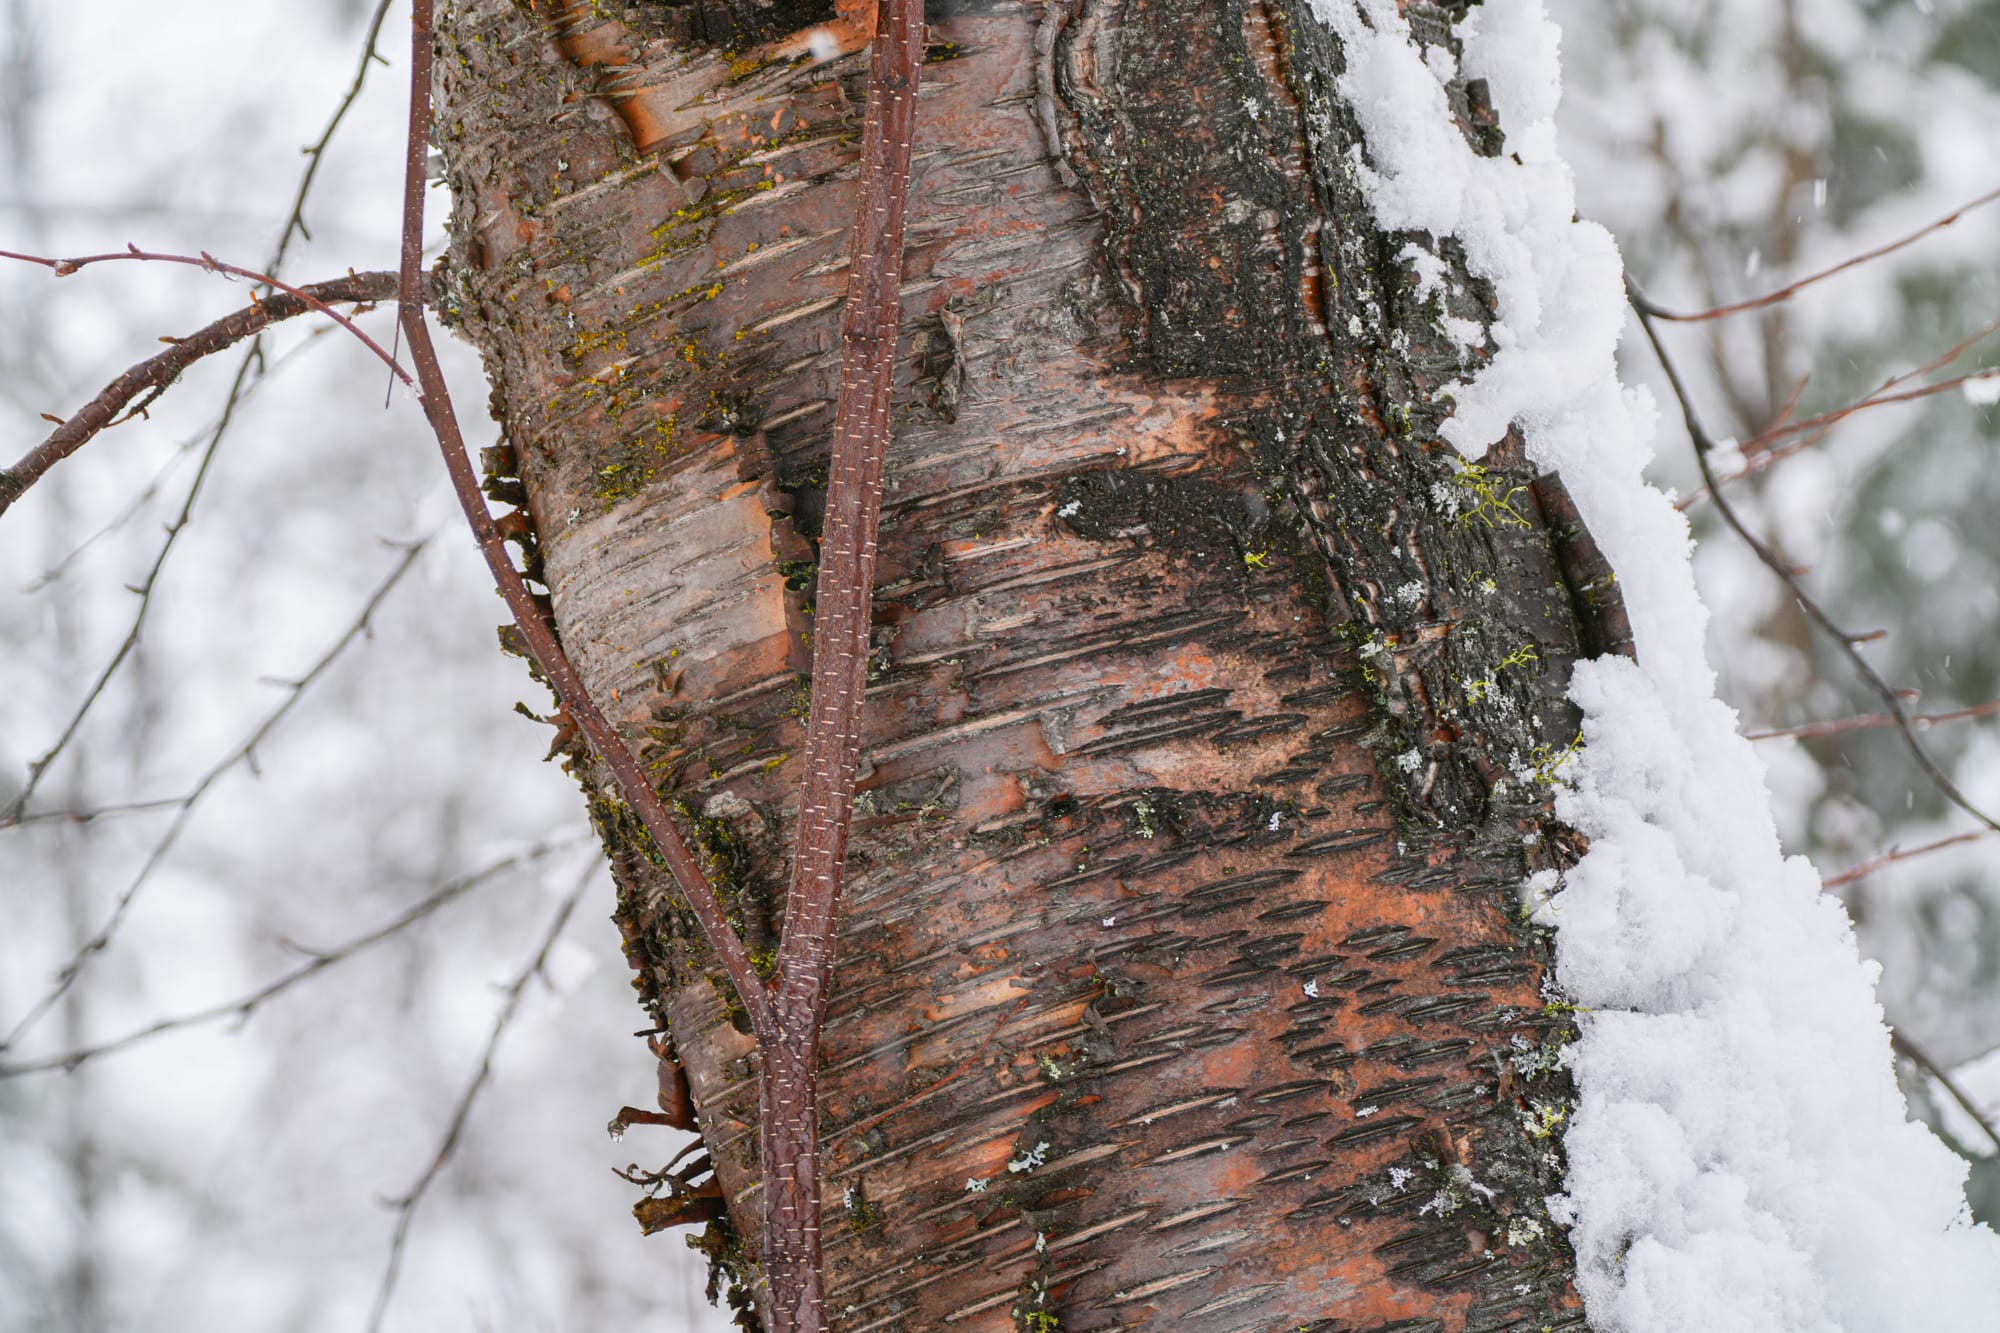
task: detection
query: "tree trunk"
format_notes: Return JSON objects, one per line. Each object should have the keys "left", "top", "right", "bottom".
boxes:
{"left": 436, "top": 0, "right": 1607, "bottom": 1328}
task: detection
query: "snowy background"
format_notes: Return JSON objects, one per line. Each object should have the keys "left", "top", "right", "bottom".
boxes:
{"left": 1548, "top": 0, "right": 2000, "bottom": 1205}
{"left": 2, "top": 0, "right": 1997, "bottom": 1329}
{"left": 0, "top": 1, "right": 720, "bottom": 1328}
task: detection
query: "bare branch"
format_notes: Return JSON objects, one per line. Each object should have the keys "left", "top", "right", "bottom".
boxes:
{"left": 0, "top": 833, "right": 588, "bottom": 1078}
{"left": 1820, "top": 830, "right": 1991, "bottom": 892}
{"left": 1645, "top": 184, "right": 2000, "bottom": 323}
{"left": 4, "top": 0, "right": 401, "bottom": 805}
{"left": 1628, "top": 278, "right": 2000, "bottom": 839}
{"left": 0, "top": 540, "right": 427, "bottom": 1051}
{"left": 0, "top": 247, "right": 408, "bottom": 372}
{"left": 363, "top": 861, "right": 594, "bottom": 1333}
{"left": 775, "top": 0, "right": 923, "bottom": 1023}
{"left": 0, "top": 246, "right": 432, "bottom": 823}
{"left": 393, "top": 0, "right": 772, "bottom": 1040}
{"left": 1891, "top": 1030, "right": 2000, "bottom": 1156}
{"left": 1747, "top": 699, "right": 2000, "bottom": 743}
{"left": 0, "top": 270, "right": 399, "bottom": 518}
{"left": 267, "top": 0, "right": 399, "bottom": 276}
{"left": 1679, "top": 310, "right": 2000, "bottom": 509}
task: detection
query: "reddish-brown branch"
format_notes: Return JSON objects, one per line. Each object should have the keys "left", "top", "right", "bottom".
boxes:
{"left": 1821, "top": 830, "right": 1991, "bottom": 891}
{"left": 393, "top": 0, "right": 772, "bottom": 1040}
{"left": 773, "top": 0, "right": 924, "bottom": 1041}
{"left": 1890, "top": 1029, "right": 2000, "bottom": 1155}
{"left": 759, "top": 3, "right": 925, "bottom": 1329}
{"left": 1646, "top": 183, "right": 2000, "bottom": 323}
{"left": 0, "top": 245, "right": 431, "bottom": 833}
{"left": 1629, "top": 279, "right": 2000, "bottom": 841}
{"left": 1680, "top": 313, "right": 2000, "bottom": 509}
{"left": 0, "top": 246, "right": 405, "bottom": 365}
{"left": 1, "top": 540, "right": 428, "bottom": 1051}
{"left": 0, "top": 270, "right": 401, "bottom": 519}
{"left": 1748, "top": 698, "right": 2000, "bottom": 743}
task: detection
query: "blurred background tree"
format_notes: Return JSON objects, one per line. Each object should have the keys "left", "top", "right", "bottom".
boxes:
{"left": 0, "top": 1, "right": 721, "bottom": 1328}
{"left": 2, "top": 0, "right": 1997, "bottom": 1328}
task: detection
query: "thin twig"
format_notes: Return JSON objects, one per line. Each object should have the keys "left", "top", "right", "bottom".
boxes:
{"left": 0, "top": 248, "right": 421, "bottom": 824}
{"left": 1627, "top": 278, "right": 2000, "bottom": 839}
{"left": 266, "top": 0, "right": 399, "bottom": 278}
{"left": 0, "top": 270, "right": 399, "bottom": 517}
{"left": 363, "top": 861, "right": 595, "bottom": 1333}
{"left": 393, "top": 0, "right": 771, "bottom": 1039}
{"left": 0, "top": 248, "right": 407, "bottom": 369}
{"left": 1820, "top": 830, "right": 1990, "bottom": 891}
{"left": 0, "top": 833, "right": 587, "bottom": 1078}
{"left": 1891, "top": 1030, "right": 2000, "bottom": 1155}
{"left": 4, "top": 0, "right": 400, "bottom": 806}
{"left": 1747, "top": 699, "right": 2000, "bottom": 743}
{"left": 1645, "top": 184, "right": 2000, "bottom": 323}
{"left": 1679, "top": 311, "right": 2000, "bottom": 510}
{"left": 0, "top": 540, "right": 428, "bottom": 1051}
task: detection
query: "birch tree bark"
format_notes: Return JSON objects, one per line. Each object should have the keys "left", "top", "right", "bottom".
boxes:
{"left": 434, "top": 0, "right": 1610, "bottom": 1327}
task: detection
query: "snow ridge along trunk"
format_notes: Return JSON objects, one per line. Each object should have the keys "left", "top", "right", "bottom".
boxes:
{"left": 436, "top": 0, "right": 1604, "bottom": 1327}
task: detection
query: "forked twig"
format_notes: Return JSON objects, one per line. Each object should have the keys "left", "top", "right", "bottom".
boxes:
{"left": 0, "top": 270, "right": 400, "bottom": 517}
{"left": 1678, "top": 308, "right": 2000, "bottom": 510}
{"left": 363, "top": 861, "right": 595, "bottom": 1333}
{"left": 393, "top": 0, "right": 771, "bottom": 1040}
{"left": 0, "top": 833, "right": 587, "bottom": 1078}
{"left": 1628, "top": 278, "right": 2000, "bottom": 840}
{"left": 0, "top": 539, "right": 429, "bottom": 1051}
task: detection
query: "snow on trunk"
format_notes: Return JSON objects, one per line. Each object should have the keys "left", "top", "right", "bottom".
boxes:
{"left": 1307, "top": 0, "right": 2000, "bottom": 1328}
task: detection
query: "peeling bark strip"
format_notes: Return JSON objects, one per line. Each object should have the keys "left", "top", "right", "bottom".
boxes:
{"left": 435, "top": 0, "right": 1600, "bottom": 1328}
